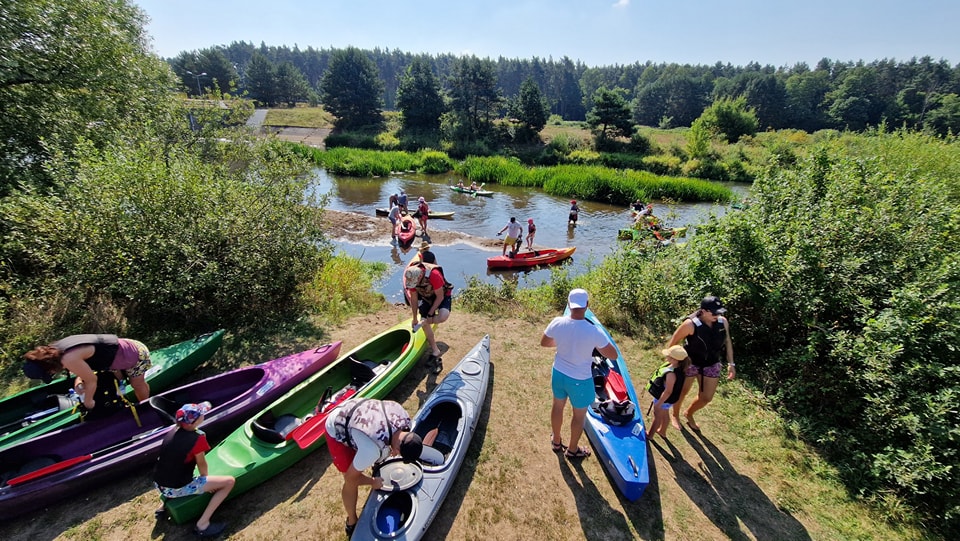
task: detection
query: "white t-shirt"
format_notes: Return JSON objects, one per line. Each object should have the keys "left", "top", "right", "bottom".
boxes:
{"left": 505, "top": 222, "right": 523, "bottom": 238}
{"left": 543, "top": 316, "right": 611, "bottom": 380}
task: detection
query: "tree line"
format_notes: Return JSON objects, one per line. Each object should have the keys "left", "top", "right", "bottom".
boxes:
{"left": 170, "top": 41, "right": 960, "bottom": 136}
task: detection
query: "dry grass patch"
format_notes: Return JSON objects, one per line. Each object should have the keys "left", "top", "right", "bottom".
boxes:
{"left": 263, "top": 106, "right": 335, "bottom": 129}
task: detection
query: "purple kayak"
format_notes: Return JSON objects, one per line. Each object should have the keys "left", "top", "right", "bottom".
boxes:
{"left": 0, "top": 341, "right": 342, "bottom": 520}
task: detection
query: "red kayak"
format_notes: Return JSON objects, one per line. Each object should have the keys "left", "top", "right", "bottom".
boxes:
{"left": 487, "top": 247, "right": 576, "bottom": 269}
{"left": 395, "top": 214, "right": 417, "bottom": 248}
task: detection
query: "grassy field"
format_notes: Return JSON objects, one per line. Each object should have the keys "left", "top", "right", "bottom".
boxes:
{"left": 263, "top": 106, "right": 335, "bottom": 129}
{"left": 0, "top": 306, "right": 930, "bottom": 540}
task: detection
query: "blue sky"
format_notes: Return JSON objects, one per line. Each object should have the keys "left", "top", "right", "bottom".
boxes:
{"left": 133, "top": 0, "right": 959, "bottom": 68}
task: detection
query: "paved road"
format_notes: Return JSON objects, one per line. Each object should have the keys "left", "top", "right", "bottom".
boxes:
{"left": 246, "top": 108, "right": 267, "bottom": 128}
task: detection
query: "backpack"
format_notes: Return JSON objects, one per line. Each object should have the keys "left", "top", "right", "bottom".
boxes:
{"left": 593, "top": 398, "right": 636, "bottom": 426}
{"left": 80, "top": 370, "right": 127, "bottom": 420}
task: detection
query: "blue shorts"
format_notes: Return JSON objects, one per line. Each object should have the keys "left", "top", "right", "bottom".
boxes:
{"left": 156, "top": 476, "right": 207, "bottom": 498}
{"left": 551, "top": 368, "right": 594, "bottom": 409}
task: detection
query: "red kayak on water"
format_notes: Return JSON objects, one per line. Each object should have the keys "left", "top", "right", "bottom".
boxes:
{"left": 486, "top": 247, "right": 576, "bottom": 269}
{"left": 395, "top": 214, "right": 417, "bottom": 248}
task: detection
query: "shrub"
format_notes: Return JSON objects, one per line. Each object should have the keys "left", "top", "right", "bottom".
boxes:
{"left": 641, "top": 155, "right": 683, "bottom": 176}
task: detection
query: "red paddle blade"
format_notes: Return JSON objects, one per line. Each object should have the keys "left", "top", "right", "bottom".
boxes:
{"left": 289, "top": 388, "right": 357, "bottom": 450}
{"left": 7, "top": 454, "right": 93, "bottom": 486}
{"left": 605, "top": 369, "right": 629, "bottom": 401}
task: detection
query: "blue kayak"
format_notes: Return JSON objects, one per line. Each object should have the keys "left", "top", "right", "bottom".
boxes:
{"left": 576, "top": 308, "right": 649, "bottom": 501}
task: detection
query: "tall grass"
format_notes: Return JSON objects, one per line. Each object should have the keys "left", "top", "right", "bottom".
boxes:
{"left": 299, "top": 254, "right": 387, "bottom": 325}
{"left": 287, "top": 144, "right": 453, "bottom": 176}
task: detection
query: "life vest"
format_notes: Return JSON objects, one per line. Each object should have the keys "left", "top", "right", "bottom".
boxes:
{"left": 684, "top": 316, "right": 727, "bottom": 367}
{"left": 646, "top": 362, "right": 686, "bottom": 403}
{"left": 411, "top": 262, "right": 453, "bottom": 300}
{"left": 53, "top": 334, "right": 119, "bottom": 371}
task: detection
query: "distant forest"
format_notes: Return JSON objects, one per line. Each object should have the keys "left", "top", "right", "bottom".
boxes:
{"left": 167, "top": 41, "right": 960, "bottom": 135}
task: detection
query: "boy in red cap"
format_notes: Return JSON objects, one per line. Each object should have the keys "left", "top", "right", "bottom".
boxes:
{"left": 568, "top": 200, "right": 579, "bottom": 225}
{"left": 153, "top": 402, "right": 235, "bottom": 538}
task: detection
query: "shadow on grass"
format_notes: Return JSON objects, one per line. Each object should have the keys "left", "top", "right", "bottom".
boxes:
{"left": 559, "top": 455, "right": 635, "bottom": 540}
{"left": 617, "top": 440, "right": 665, "bottom": 540}
{"left": 656, "top": 428, "right": 811, "bottom": 541}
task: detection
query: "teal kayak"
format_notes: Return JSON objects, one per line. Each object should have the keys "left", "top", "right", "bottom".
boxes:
{"left": 0, "top": 330, "right": 225, "bottom": 450}
{"left": 162, "top": 320, "right": 429, "bottom": 524}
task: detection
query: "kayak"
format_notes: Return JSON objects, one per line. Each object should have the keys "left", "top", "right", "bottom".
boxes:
{"left": 0, "top": 330, "right": 225, "bottom": 451}
{"left": 449, "top": 186, "right": 493, "bottom": 197}
{"left": 0, "top": 341, "right": 342, "bottom": 520}
{"left": 577, "top": 308, "right": 649, "bottom": 501}
{"left": 376, "top": 208, "right": 454, "bottom": 220}
{"left": 486, "top": 247, "right": 576, "bottom": 269}
{"left": 162, "top": 320, "right": 429, "bottom": 524}
{"left": 617, "top": 226, "right": 687, "bottom": 242}
{"left": 396, "top": 214, "right": 417, "bottom": 248}
{"left": 353, "top": 335, "right": 491, "bottom": 541}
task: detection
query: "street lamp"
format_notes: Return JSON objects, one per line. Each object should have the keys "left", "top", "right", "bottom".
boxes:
{"left": 185, "top": 70, "right": 207, "bottom": 96}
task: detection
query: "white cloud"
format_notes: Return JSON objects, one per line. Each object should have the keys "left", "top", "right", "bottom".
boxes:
{"left": 613, "top": 0, "right": 629, "bottom": 8}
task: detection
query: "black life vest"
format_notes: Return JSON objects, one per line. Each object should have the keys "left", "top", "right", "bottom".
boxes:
{"left": 683, "top": 316, "right": 727, "bottom": 367}
{"left": 53, "top": 334, "right": 119, "bottom": 371}
{"left": 154, "top": 429, "right": 203, "bottom": 488}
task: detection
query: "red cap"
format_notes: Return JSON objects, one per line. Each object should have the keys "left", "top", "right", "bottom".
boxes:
{"left": 527, "top": 218, "right": 534, "bottom": 223}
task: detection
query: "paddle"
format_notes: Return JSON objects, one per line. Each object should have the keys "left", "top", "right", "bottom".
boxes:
{"left": 289, "top": 387, "right": 358, "bottom": 450}
{"left": 6, "top": 425, "right": 167, "bottom": 486}
{"left": 0, "top": 405, "right": 61, "bottom": 435}
{"left": 472, "top": 183, "right": 484, "bottom": 198}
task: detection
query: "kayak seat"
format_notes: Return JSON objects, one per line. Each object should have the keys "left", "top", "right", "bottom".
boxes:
{"left": 252, "top": 413, "right": 301, "bottom": 444}
{"left": 149, "top": 396, "right": 179, "bottom": 425}
{"left": 350, "top": 358, "right": 386, "bottom": 386}
{"left": 415, "top": 401, "right": 462, "bottom": 457}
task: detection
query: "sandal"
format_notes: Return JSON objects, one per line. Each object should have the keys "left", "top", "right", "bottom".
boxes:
{"left": 564, "top": 445, "right": 592, "bottom": 459}
{"left": 551, "top": 440, "right": 567, "bottom": 453}
{"left": 345, "top": 519, "right": 357, "bottom": 537}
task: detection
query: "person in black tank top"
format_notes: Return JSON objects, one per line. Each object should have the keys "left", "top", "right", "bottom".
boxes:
{"left": 664, "top": 296, "right": 736, "bottom": 431}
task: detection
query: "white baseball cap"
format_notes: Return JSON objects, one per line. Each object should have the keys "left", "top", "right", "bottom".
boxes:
{"left": 568, "top": 288, "right": 589, "bottom": 309}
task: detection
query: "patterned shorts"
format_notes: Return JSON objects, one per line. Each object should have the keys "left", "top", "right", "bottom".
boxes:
{"left": 125, "top": 340, "right": 152, "bottom": 379}
{"left": 685, "top": 362, "right": 722, "bottom": 379}
{"left": 156, "top": 476, "right": 207, "bottom": 498}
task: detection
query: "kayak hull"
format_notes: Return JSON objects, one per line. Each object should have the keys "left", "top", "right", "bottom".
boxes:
{"left": 486, "top": 247, "right": 576, "bottom": 269}
{"left": 353, "top": 335, "right": 491, "bottom": 541}
{"left": 396, "top": 215, "right": 417, "bottom": 248}
{"left": 0, "top": 330, "right": 225, "bottom": 450}
{"left": 162, "top": 320, "right": 429, "bottom": 524}
{"left": 0, "top": 341, "right": 341, "bottom": 520}
{"left": 579, "top": 309, "right": 649, "bottom": 501}
{"left": 449, "top": 186, "right": 493, "bottom": 197}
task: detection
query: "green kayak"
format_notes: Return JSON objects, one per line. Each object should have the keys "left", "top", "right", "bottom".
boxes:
{"left": 162, "top": 320, "right": 429, "bottom": 524}
{"left": 0, "top": 330, "right": 225, "bottom": 450}
{"left": 449, "top": 185, "right": 493, "bottom": 197}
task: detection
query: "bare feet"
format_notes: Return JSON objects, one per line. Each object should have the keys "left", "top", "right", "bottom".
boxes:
{"left": 670, "top": 415, "right": 681, "bottom": 430}
{"left": 684, "top": 413, "right": 701, "bottom": 431}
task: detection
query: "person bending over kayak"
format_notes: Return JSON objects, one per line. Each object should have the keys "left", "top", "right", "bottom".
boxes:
{"left": 404, "top": 262, "right": 453, "bottom": 374}
{"left": 326, "top": 398, "right": 429, "bottom": 538}
{"left": 23, "top": 334, "right": 153, "bottom": 408}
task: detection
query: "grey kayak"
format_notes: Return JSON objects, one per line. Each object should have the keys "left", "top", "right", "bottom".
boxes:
{"left": 353, "top": 335, "right": 492, "bottom": 540}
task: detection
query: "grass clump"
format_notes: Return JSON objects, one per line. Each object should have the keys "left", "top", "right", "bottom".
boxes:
{"left": 300, "top": 254, "right": 387, "bottom": 325}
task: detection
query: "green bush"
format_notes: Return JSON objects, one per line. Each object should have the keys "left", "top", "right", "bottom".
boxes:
{"left": 418, "top": 150, "right": 455, "bottom": 174}
{"left": 593, "top": 130, "right": 960, "bottom": 533}
{"left": 0, "top": 138, "right": 330, "bottom": 333}
{"left": 641, "top": 155, "right": 683, "bottom": 176}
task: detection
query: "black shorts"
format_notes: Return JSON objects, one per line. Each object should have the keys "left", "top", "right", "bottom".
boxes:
{"left": 418, "top": 295, "right": 452, "bottom": 318}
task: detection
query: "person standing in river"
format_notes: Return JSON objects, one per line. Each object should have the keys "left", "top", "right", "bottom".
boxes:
{"left": 665, "top": 296, "right": 735, "bottom": 431}
{"left": 525, "top": 218, "right": 537, "bottom": 251}
{"left": 497, "top": 217, "right": 524, "bottom": 257}
{"left": 568, "top": 200, "right": 580, "bottom": 226}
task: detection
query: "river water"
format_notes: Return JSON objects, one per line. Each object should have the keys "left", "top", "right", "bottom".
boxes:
{"left": 309, "top": 168, "right": 749, "bottom": 303}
